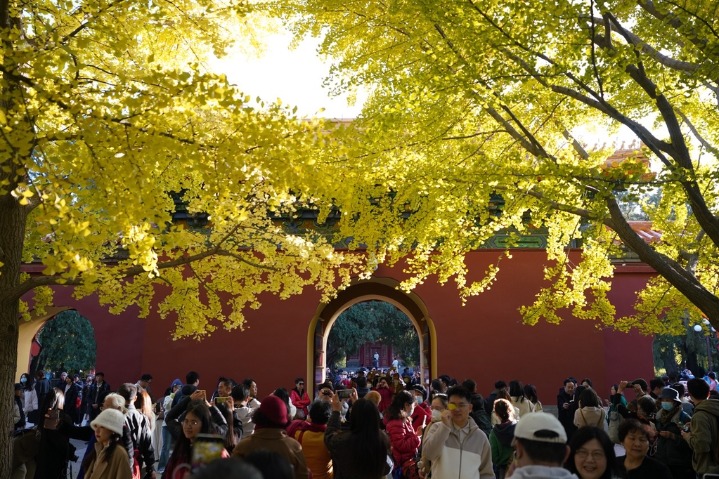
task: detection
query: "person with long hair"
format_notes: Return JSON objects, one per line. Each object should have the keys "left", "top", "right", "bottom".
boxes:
{"left": 509, "top": 380, "right": 533, "bottom": 418}
{"left": 489, "top": 398, "right": 517, "bottom": 479}
{"left": 20, "top": 372, "right": 38, "bottom": 424}
{"left": 82, "top": 408, "right": 132, "bottom": 478}
{"left": 325, "top": 396, "right": 392, "bottom": 478}
{"left": 385, "top": 390, "right": 421, "bottom": 474}
{"left": 574, "top": 388, "right": 608, "bottom": 431}
{"left": 34, "top": 387, "right": 73, "bottom": 479}
{"left": 566, "top": 426, "right": 619, "bottom": 479}
{"left": 492, "top": 389, "right": 520, "bottom": 425}
{"left": 135, "top": 388, "right": 156, "bottom": 433}
{"left": 290, "top": 378, "right": 311, "bottom": 420}
{"left": 523, "top": 384, "right": 543, "bottom": 413}
{"left": 162, "top": 400, "right": 229, "bottom": 479}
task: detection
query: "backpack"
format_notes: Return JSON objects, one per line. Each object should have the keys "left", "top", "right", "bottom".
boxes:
{"left": 471, "top": 409, "right": 492, "bottom": 437}
{"left": 607, "top": 410, "right": 621, "bottom": 443}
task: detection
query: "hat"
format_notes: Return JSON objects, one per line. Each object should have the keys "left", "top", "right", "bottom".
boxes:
{"left": 256, "top": 395, "right": 289, "bottom": 428}
{"left": 90, "top": 408, "right": 126, "bottom": 435}
{"left": 170, "top": 378, "right": 182, "bottom": 388}
{"left": 412, "top": 384, "right": 428, "bottom": 402}
{"left": 630, "top": 378, "right": 648, "bottom": 391}
{"left": 660, "top": 387, "right": 681, "bottom": 404}
{"left": 514, "top": 412, "right": 567, "bottom": 444}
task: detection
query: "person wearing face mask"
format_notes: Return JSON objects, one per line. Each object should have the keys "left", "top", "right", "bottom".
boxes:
{"left": 410, "top": 385, "right": 431, "bottom": 435}
{"left": 385, "top": 390, "right": 421, "bottom": 478}
{"left": 653, "top": 387, "right": 693, "bottom": 479}
{"left": 19, "top": 373, "right": 38, "bottom": 424}
{"left": 417, "top": 394, "right": 447, "bottom": 476}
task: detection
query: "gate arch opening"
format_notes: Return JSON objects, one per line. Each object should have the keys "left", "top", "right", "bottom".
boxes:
{"left": 16, "top": 306, "right": 72, "bottom": 381}
{"left": 308, "top": 278, "right": 436, "bottom": 391}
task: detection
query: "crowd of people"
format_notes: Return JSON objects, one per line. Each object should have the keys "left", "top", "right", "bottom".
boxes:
{"left": 10, "top": 367, "right": 719, "bottom": 479}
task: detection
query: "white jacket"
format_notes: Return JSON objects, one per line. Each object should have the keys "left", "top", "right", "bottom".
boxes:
{"left": 509, "top": 465, "right": 579, "bottom": 478}
{"left": 23, "top": 389, "right": 38, "bottom": 415}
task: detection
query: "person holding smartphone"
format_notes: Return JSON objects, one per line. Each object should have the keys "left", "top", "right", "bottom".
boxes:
{"left": 162, "top": 400, "right": 229, "bottom": 479}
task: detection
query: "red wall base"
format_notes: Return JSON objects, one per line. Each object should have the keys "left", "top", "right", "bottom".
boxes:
{"left": 27, "top": 250, "right": 655, "bottom": 404}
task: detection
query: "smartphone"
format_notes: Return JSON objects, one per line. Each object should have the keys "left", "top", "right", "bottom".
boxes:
{"left": 215, "top": 396, "right": 230, "bottom": 406}
{"left": 191, "top": 433, "right": 225, "bottom": 471}
{"left": 197, "top": 390, "right": 207, "bottom": 400}
{"left": 337, "top": 389, "right": 352, "bottom": 400}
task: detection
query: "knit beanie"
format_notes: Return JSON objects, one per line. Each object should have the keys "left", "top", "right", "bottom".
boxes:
{"left": 254, "top": 395, "right": 289, "bottom": 429}
{"left": 90, "top": 408, "right": 126, "bottom": 435}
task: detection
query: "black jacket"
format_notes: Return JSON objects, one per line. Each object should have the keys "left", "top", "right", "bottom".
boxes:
{"left": 62, "top": 382, "right": 82, "bottom": 423}
{"left": 87, "top": 380, "right": 111, "bottom": 418}
{"left": 125, "top": 406, "right": 155, "bottom": 479}
{"left": 557, "top": 388, "right": 577, "bottom": 437}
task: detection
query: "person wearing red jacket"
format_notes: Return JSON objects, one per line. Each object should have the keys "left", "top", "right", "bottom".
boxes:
{"left": 290, "top": 378, "right": 311, "bottom": 420}
{"left": 374, "top": 376, "right": 393, "bottom": 415}
{"left": 410, "top": 385, "right": 431, "bottom": 434}
{"left": 384, "top": 390, "right": 421, "bottom": 469}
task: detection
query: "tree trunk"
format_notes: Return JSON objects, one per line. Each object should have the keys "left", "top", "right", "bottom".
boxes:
{"left": 0, "top": 185, "right": 27, "bottom": 478}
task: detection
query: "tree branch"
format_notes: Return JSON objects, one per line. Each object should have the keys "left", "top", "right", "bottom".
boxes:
{"left": 604, "top": 196, "right": 719, "bottom": 323}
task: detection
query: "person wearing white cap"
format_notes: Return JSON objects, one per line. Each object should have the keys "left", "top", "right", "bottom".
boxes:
{"left": 506, "top": 412, "right": 579, "bottom": 478}
{"left": 83, "top": 408, "right": 132, "bottom": 479}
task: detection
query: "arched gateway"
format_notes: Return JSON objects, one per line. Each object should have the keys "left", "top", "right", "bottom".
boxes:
{"left": 307, "top": 278, "right": 436, "bottom": 389}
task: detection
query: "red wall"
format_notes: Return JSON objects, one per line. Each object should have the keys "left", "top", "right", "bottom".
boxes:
{"left": 30, "top": 249, "right": 655, "bottom": 403}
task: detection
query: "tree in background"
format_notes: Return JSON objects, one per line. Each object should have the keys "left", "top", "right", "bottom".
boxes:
{"left": 654, "top": 319, "right": 718, "bottom": 377}
{"left": 327, "top": 301, "right": 418, "bottom": 369}
{"left": 0, "top": 0, "right": 369, "bottom": 470}
{"left": 37, "top": 310, "right": 96, "bottom": 375}
{"left": 278, "top": 0, "right": 719, "bottom": 334}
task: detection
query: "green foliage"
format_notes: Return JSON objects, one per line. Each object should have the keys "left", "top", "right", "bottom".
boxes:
{"left": 37, "top": 310, "right": 96, "bottom": 374}
{"left": 654, "top": 320, "right": 718, "bottom": 377}
{"left": 327, "top": 301, "right": 418, "bottom": 368}
{"left": 275, "top": 0, "right": 719, "bottom": 332}
{"left": 0, "top": 0, "right": 370, "bottom": 341}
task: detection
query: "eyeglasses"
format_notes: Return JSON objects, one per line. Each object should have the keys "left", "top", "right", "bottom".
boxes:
{"left": 182, "top": 419, "right": 200, "bottom": 427}
{"left": 575, "top": 449, "right": 606, "bottom": 461}
{"left": 298, "top": 383, "right": 304, "bottom": 386}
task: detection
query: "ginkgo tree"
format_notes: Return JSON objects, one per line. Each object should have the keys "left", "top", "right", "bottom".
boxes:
{"left": 0, "top": 0, "right": 370, "bottom": 470}
{"left": 276, "top": 0, "right": 719, "bottom": 333}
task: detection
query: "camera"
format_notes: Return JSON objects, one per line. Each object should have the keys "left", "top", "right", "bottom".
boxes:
{"left": 682, "top": 424, "right": 691, "bottom": 433}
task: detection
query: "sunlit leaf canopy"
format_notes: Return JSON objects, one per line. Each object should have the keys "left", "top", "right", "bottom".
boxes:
{"left": 1, "top": 0, "right": 371, "bottom": 340}
{"left": 274, "top": 0, "right": 719, "bottom": 333}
